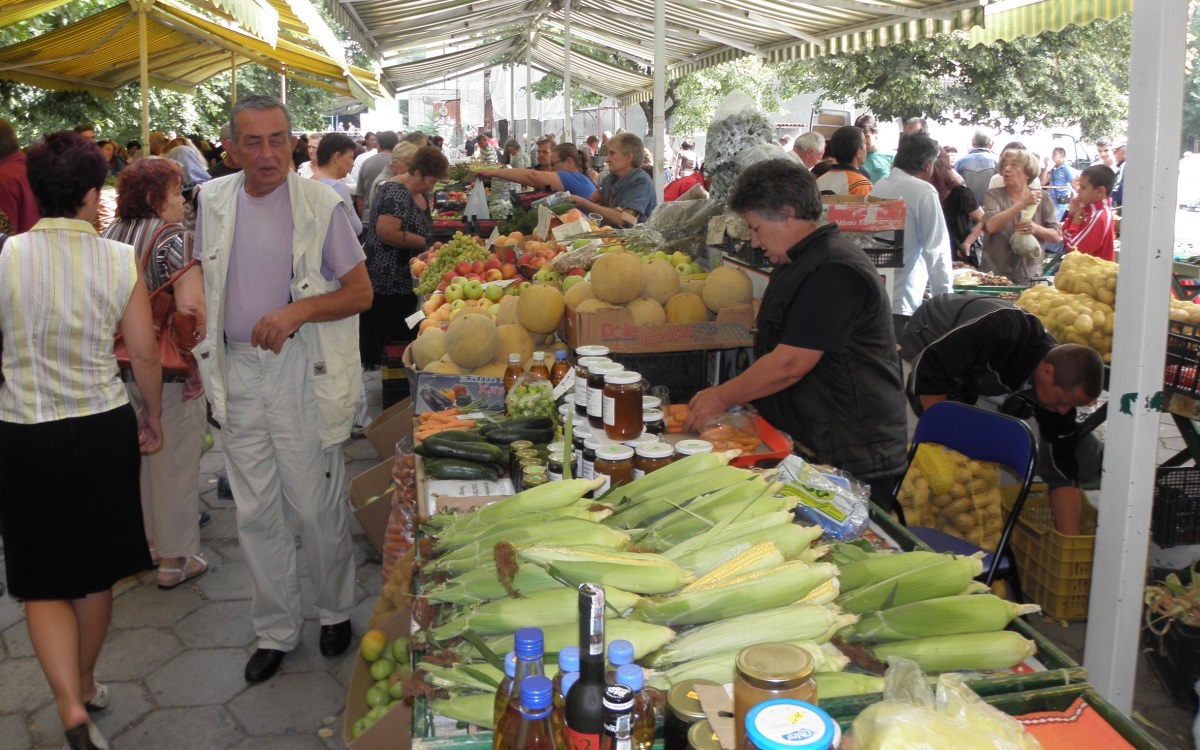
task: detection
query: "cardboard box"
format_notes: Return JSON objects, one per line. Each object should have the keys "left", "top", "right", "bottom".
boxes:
{"left": 365, "top": 398, "right": 414, "bottom": 460}
{"left": 401, "top": 348, "right": 507, "bottom": 415}
{"left": 348, "top": 459, "right": 394, "bottom": 555}
{"left": 558, "top": 300, "right": 757, "bottom": 354}
{"left": 822, "top": 195, "right": 906, "bottom": 232}
{"left": 343, "top": 609, "right": 414, "bottom": 750}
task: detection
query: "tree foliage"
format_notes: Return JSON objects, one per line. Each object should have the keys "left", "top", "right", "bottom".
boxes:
{"left": 667, "top": 57, "right": 789, "bottom": 137}
{"left": 1184, "top": 1, "right": 1200, "bottom": 149}
{"left": 525, "top": 76, "right": 603, "bottom": 109}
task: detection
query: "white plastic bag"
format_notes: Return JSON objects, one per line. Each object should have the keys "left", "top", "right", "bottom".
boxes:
{"left": 464, "top": 178, "right": 490, "bottom": 221}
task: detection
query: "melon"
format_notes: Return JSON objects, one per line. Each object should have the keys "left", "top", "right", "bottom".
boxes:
{"left": 425, "top": 356, "right": 464, "bottom": 375}
{"left": 589, "top": 251, "right": 644, "bottom": 305}
{"left": 517, "top": 285, "right": 566, "bottom": 334}
{"left": 641, "top": 259, "right": 681, "bottom": 305}
{"left": 449, "top": 306, "right": 491, "bottom": 322}
{"left": 665, "top": 293, "right": 709, "bottom": 324}
{"left": 701, "top": 266, "right": 754, "bottom": 313}
{"left": 576, "top": 298, "right": 617, "bottom": 314}
{"left": 564, "top": 280, "right": 596, "bottom": 309}
{"left": 495, "top": 296, "right": 520, "bottom": 326}
{"left": 472, "top": 361, "right": 508, "bottom": 379}
{"left": 410, "top": 328, "right": 447, "bottom": 370}
{"left": 626, "top": 297, "right": 666, "bottom": 326}
{"left": 445, "top": 315, "right": 499, "bottom": 369}
{"left": 680, "top": 278, "right": 706, "bottom": 298}
{"left": 495, "top": 323, "right": 536, "bottom": 364}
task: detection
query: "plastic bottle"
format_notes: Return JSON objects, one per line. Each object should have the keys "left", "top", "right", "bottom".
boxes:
{"left": 495, "top": 628, "right": 547, "bottom": 750}
{"left": 530, "top": 351, "right": 551, "bottom": 381}
{"left": 505, "top": 353, "right": 524, "bottom": 393}
{"left": 497, "top": 675, "right": 564, "bottom": 750}
{"left": 600, "top": 683, "right": 635, "bottom": 750}
{"left": 605, "top": 640, "right": 634, "bottom": 684}
{"left": 615, "top": 664, "right": 655, "bottom": 750}
{"left": 565, "top": 584, "right": 606, "bottom": 750}
{"left": 494, "top": 651, "right": 518, "bottom": 728}
{"left": 551, "top": 350, "right": 572, "bottom": 386}
{"left": 553, "top": 646, "right": 581, "bottom": 714}
{"left": 554, "top": 671, "right": 580, "bottom": 745}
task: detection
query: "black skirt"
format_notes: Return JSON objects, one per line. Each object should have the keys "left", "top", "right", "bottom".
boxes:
{"left": 0, "top": 404, "right": 153, "bottom": 600}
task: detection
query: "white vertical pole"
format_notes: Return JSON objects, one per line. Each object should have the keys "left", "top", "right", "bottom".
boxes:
{"left": 230, "top": 52, "right": 237, "bottom": 105}
{"left": 509, "top": 63, "right": 516, "bottom": 147}
{"left": 1083, "top": 0, "right": 1185, "bottom": 712}
{"left": 526, "top": 40, "right": 533, "bottom": 146}
{"left": 562, "top": 0, "right": 572, "bottom": 142}
{"left": 652, "top": 0, "right": 665, "bottom": 203}
{"left": 280, "top": 63, "right": 287, "bottom": 104}
{"left": 138, "top": 3, "right": 149, "bottom": 146}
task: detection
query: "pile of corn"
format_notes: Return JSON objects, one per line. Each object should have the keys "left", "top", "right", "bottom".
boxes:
{"left": 897, "top": 444, "right": 1003, "bottom": 550}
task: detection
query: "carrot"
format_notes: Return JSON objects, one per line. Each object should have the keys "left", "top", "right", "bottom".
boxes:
{"left": 667, "top": 404, "right": 690, "bottom": 416}
{"left": 700, "top": 425, "right": 736, "bottom": 441}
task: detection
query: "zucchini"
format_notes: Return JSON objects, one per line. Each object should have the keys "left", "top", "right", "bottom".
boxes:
{"left": 424, "top": 459, "right": 501, "bottom": 481}
{"left": 480, "top": 416, "right": 554, "bottom": 435}
{"left": 427, "top": 430, "right": 489, "bottom": 443}
{"left": 486, "top": 427, "right": 557, "bottom": 445}
{"left": 420, "top": 435, "right": 503, "bottom": 463}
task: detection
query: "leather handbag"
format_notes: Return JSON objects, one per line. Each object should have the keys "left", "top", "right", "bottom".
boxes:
{"left": 114, "top": 224, "right": 200, "bottom": 378}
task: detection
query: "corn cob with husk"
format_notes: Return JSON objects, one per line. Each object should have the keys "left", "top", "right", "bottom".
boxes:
{"left": 431, "top": 522, "right": 631, "bottom": 574}
{"left": 430, "top": 586, "right": 641, "bottom": 639}
{"left": 606, "top": 466, "right": 758, "bottom": 529}
{"left": 423, "top": 563, "right": 561, "bottom": 605}
{"left": 602, "top": 450, "right": 741, "bottom": 508}
{"left": 664, "top": 510, "right": 793, "bottom": 563}
{"left": 471, "top": 618, "right": 675, "bottom": 660}
{"left": 429, "top": 693, "right": 497, "bottom": 729}
{"left": 644, "top": 602, "right": 858, "bottom": 668}
{"left": 815, "top": 671, "right": 886, "bottom": 699}
{"left": 419, "top": 661, "right": 562, "bottom": 692}
{"left": 870, "top": 631, "right": 1036, "bottom": 673}
{"left": 434, "top": 499, "right": 615, "bottom": 551}
{"left": 634, "top": 561, "right": 837, "bottom": 627}
{"left": 797, "top": 575, "right": 841, "bottom": 606}
{"left": 637, "top": 480, "right": 775, "bottom": 549}
{"left": 644, "top": 486, "right": 796, "bottom": 550}
{"left": 668, "top": 519, "right": 825, "bottom": 574}
{"left": 837, "top": 556, "right": 983, "bottom": 614}
{"left": 518, "top": 545, "right": 694, "bottom": 594}
{"left": 844, "top": 595, "right": 1041, "bottom": 643}
{"left": 836, "top": 550, "right": 950, "bottom": 591}
{"left": 646, "top": 641, "right": 848, "bottom": 689}
{"left": 428, "top": 477, "right": 606, "bottom": 530}
{"left": 679, "top": 542, "right": 785, "bottom": 593}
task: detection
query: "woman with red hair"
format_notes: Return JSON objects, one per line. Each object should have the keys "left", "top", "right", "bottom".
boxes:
{"left": 101, "top": 157, "right": 209, "bottom": 591}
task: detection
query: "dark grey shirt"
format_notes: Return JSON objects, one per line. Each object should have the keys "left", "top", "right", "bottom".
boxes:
{"left": 599, "top": 168, "right": 656, "bottom": 225}
{"left": 356, "top": 151, "right": 392, "bottom": 200}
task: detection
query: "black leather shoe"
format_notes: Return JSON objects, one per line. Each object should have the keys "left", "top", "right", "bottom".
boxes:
{"left": 319, "top": 620, "right": 352, "bottom": 657}
{"left": 244, "top": 648, "right": 285, "bottom": 683}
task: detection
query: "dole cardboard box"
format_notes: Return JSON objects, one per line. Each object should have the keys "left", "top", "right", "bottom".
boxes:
{"left": 343, "top": 608, "right": 413, "bottom": 750}
{"left": 348, "top": 459, "right": 394, "bottom": 555}
{"left": 401, "top": 347, "right": 507, "bottom": 415}
{"left": 821, "top": 194, "right": 906, "bottom": 232}
{"left": 559, "top": 300, "right": 758, "bottom": 354}
{"left": 366, "top": 397, "right": 415, "bottom": 460}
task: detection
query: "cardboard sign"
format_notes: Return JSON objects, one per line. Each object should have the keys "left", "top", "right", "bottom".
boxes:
{"left": 534, "top": 204, "right": 556, "bottom": 240}
{"left": 409, "top": 373, "right": 507, "bottom": 414}
{"left": 551, "top": 218, "right": 593, "bottom": 241}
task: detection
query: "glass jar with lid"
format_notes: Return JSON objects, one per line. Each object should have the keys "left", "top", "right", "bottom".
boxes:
{"left": 587, "top": 362, "right": 625, "bottom": 429}
{"left": 642, "top": 395, "right": 662, "bottom": 412}
{"left": 574, "top": 349, "right": 611, "bottom": 416}
{"left": 743, "top": 700, "right": 838, "bottom": 750}
{"left": 642, "top": 408, "right": 665, "bottom": 436}
{"left": 634, "top": 442, "right": 676, "bottom": 479}
{"left": 665, "top": 680, "right": 719, "bottom": 750}
{"left": 733, "top": 644, "right": 817, "bottom": 750}
{"left": 603, "top": 371, "right": 644, "bottom": 440}
{"left": 592, "top": 444, "right": 635, "bottom": 494}
{"left": 572, "top": 423, "right": 592, "bottom": 473}
{"left": 688, "top": 721, "right": 723, "bottom": 750}
{"left": 675, "top": 439, "right": 714, "bottom": 459}
{"left": 581, "top": 437, "right": 602, "bottom": 480}
{"left": 547, "top": 451, "right": 577, "bottom": 482}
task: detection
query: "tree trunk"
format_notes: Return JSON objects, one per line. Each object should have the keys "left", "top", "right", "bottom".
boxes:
{"left": 638, "top": 81, "right": 678, "bottom": 137}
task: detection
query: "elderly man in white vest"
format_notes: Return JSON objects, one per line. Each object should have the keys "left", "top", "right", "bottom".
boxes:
{"left": 192, "top": 95, "right": 373, "bottom": 683}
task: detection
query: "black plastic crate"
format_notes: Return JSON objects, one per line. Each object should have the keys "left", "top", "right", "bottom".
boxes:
{"left": 1141, "top": 566, "right": 1200, "bottom": 711}
{"left": 1153, "top": 467, "right": 1200, "bottom": 548}
{"left": 1164, "top": 321, "right": 1200, "bottom": 398}
{"left": 608, "top": 350, "right": 711, "bottom": 404}
{"left": 864, "top": 247, "right": 903, "bottom": 268}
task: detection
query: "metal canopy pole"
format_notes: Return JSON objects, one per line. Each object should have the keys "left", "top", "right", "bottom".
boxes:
{"left": 652, "top": 0, "right": 665, "bottom": 202}
{"left": 526, "top": 36, "right": 533, "bottom": 146}
{"left": 138, "top": 1, "right": 150, "bottom": 146}
{"left": 562, "top": 0, "right": 572, "bottom": 142}
{"left": 509, "top": 62, "right": 516, "bottom": 146}
{"left": 230, "top": 52, "right": 237, "bottom": 105}
{"left": 280, "top": 63, "right": 287, "bottom": 104}
{"left": 1083, "top": 0, "right": 1185, "bottom": 712}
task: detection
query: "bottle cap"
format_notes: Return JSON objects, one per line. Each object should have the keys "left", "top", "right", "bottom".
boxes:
{"left": 514, "top": 627, "right": 543, "bottom": 660}
{"left": 520, "top": 675, "right": 554, "bottom": 711}
{"left": 561, "top": 671, "right": 579, "bottom": 697}
{"left": 533, "top": 351, "right": 545, "bottom": 361}
{"left": 558, "top": 646, "right": 580, "bottom": 672}
{"left": 555, "top": 350, "right": 568, "bottom": 360}
{"left": 509, "top": 353, "right": 520, "bottom": 363}
{"left": 615, "top": 664, "right": 644, "bottom": 692}
{"left": 608, "top": 640, "right": 635, "bottom": 666}
{"left": 504, "top": 651, "right": 517, "bottom": 678}
{"left": 602, "top": 683, "right": 635, "bottom": 713}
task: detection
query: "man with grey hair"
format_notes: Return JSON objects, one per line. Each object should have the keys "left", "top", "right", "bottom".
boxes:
{"left": 193, "top": 95, "right": 372, "bottom": 683}
{"left": 956, "top": 129, "right": 998, "bottom": 205}
{"left": 792, "top": 131, "right": 826, "bottom": 170}
{"left": 207, "top": 123, "right": 241, "bottom": 179}
{"left": 355, "top": 130, "right": 398, "bottom": 215}
{"left": 570, "top": 132, "right": 656, "bottom": 226}
{"left": 401, "top": 130, "right": 428, "bottom": 147}
{"left": 870, "top": 133, "right": 953, "bottom": 336}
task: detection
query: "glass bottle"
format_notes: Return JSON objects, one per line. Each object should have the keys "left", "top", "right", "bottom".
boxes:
{"left": 496, "top": 628, "right": 547, "bottom": 750}
{"left": 600, "top": 684, "right": 635, "bottom": 750}
{"left": 498, "top": 674, "right": 564, "bottom": 750}
{"left": 494, "top": 651, "right": 518, "bottom": 729}
{"left": 530, "top": 352, "right": 551, "bottom": 381}
{"left": 505, "top": 353, "right": 524, "bottom": 393}
{"left": 614, "top": 664, "right": 655, "bottom": 750}
{"left": 551, "top": 350, "right": 572, "bottom": 386}
{"left": 565, "top": 584, "right": 606, "bottom": 750}
{"left": 605, "top": 640, "right": 634, "bottom": 684}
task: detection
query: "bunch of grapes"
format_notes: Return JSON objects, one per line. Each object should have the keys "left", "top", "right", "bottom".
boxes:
{"left": 415, "top": 232, "right": 490, "bottom": 295}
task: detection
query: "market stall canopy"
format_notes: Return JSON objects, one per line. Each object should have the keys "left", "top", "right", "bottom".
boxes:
{"left": 382, "top": 36, "right": 520, "bottom": 93}
{"left": 0, "top": 0, "right": 277, "bottom": 45}
{"left": 967, "top": 0, "right": 1132, "bottom": 46}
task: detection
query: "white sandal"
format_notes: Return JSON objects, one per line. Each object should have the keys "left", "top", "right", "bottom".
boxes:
{"left": 156, "top": 554, "right": 208, "bottom": 590}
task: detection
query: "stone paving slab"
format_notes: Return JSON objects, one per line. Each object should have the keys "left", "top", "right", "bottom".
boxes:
{"left": 174, "top": 600, "right": 257, "bottom": 650}
{"left": 227, "top": 672, "right": 346, "bottom": 737}
{"left": 146, "top": 648, "right": 252, "bottom": 707}
{"left": 113, "top": 705, "right": 245, "bottom": 750}
{"left": 95, "top": 628, "right": 184, "bottom": 682}
{"left": 109, "top": 583, "right": 205, "bottom": 628}
{"left": 0, "top": 713, "right": 32, "bottom": 750}
{"left": 195, "top": 560, "right": 255, "bottom": 602}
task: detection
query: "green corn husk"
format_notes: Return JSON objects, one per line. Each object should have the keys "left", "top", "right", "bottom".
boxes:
{"left": 430, "top": 586, "right": 641, "bottom": 639}
{"left": 798, "top": 544, "right": 831, "bottom": 564}
{"left": 429, "top": 478, "right": 606, "bottom": 531}
{"left": 669, "top": 521, "right": 823, "bottom": 576}
{"left": 845, "top": 595, "right": 1042, "bottom": 643}
{"left": 432, "top": 522, "right": 631, "bottom": 574}
{"left": 646, "top": 641, "right": 847, "bottom": 690}
{"left": 434, "top": 499, "right": 615, "bottom": 551}
{"left": 639, "top": 480, "right": 772, "bottom": 549}
{"left": 870, "top": 631, "right": 1037, "bottom": 673}
{"left": 518, "top": 545, "right": 694, "bottom": 594}
{"left": 837, "top": 550, "right": 950, "bottom": 591}
{"left": 475, "top": 618, "right": 675, "bottom": 659}
{"left": 430, "top": 692, "right": 497, "bottom": 729}
{"left": 815, "top": 671, "right": 886, "bottom": 699}
{"left": 606, "top": 467, "right": 757, "bottom": 529}
{"left": 665, "top": 511, "right": 795, "bottom": 565}
{"left": 423, "top": 564, "right": 562, "bottom": 606}
{"left": 602, "top": 451, "right": 738, "bottom": 508}
{"left": 633, "top": 562, "right": 837, "bottom": 627}
{"left": 644, "top": 603, "right": 858, "bottom": 668}
{"left": 837, "top": 556, "right": 984, "bottom": 615}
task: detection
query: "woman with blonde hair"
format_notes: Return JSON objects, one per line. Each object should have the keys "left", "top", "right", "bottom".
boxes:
{"left": 982, "top": 148, "right": 1062, "bottom": 283}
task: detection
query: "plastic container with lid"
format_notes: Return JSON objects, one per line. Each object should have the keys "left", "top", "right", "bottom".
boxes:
{"left": 575, "top": 353, "right": 612, "bottom": 415}
{"left": 592, "top": 444, "right": 635, "bottom": 494}
{"left": 675, "top": 439, "right": 715, "bottom": 459}
{"left": 665, "top": 679, "right": 720, "bottom": 750}
{"left": 642, "top": 408, "right": 665, "bottom": 436}
{"left": 603, "top": 371, "right": 644, "bottom": 441}
{"left": 743, "top": 700, "right": 838, "bottom": 750}
{"left": 587, "top": 362, "right": 625, "bottom": 429}
{"left": 634, "top": 442, "right": 676, "bottom": 480}
{"left": 733, "top": 644, "right": 817, "bottom": 750}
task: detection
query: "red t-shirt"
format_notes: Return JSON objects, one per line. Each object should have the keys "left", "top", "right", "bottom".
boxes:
{"left": 1062, "top": 201, "right": 1115, "bottom": 262}
{"left": 0, "top": 152, "right": 41, "bottom": 233}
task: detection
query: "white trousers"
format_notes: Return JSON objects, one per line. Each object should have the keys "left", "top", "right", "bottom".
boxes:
{"left": 223, "top": 338, "right": 356, "bottom": 651}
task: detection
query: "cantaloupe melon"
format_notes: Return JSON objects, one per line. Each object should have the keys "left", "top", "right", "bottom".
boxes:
{"left": 517, "top": 285, "right": 566, "bottom": 334}
{"left": 425, "top": 356, "right": 464, "bottom": 375}
{"left": 445, "top": 315, "right": 499, "bottom": 369}
{"left": 449, "top": 306, "right": 491, "bottom": 322}
{"left": 665, "top": 293, "right": 709, "bottom": 324}
{"left": 564, "top": 280, "right": 596, "bottom": 309}
{"left": 576, "top": 298, "right": 617, "bottom": 314}
{"left": 410, "top": 328, "right": 447, "bottom": 370}
{"left": 495, "top": 296, "right": 520, "bottom": 326}
{"left": 472, "top": 361, "right": 508, "bottom": 379}
{"left": 701, "top": 266, "right": 753, "bottom": 313}
{"left": 495, "top": 323, "right": 536, "bottom": 364}
{"left": 641, "top": 259, "right": 681, "bottom": 305}
{"left": 589, "top": 251, "right": 644, "bottom": 305}
{"left": 680, "top": 278, "right": 706, "bottom": 298}
{"left": 626, "top": 297, "right": 666, "bottom": 326}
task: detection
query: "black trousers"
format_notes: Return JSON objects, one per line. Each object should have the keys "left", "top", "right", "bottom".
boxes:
{"left": 359, "top": 292, "right": 418, "bottom": 368}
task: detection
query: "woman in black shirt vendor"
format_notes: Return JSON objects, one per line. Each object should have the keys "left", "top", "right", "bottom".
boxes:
{"left": 684, "top": 159, "right": 909, "bottom": 508}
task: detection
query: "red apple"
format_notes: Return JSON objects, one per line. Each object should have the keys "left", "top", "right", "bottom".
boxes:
{"left": 501, "top": 263, "right": 518, "bottom": 280}
{"left": 518, "top": 255, "right": 534, "bottom": 266}
{"left": 455, "top": 261, "right": 473, "bottom": 276}
{"left": 568, "top": 268, "right": 585, "bottom": 277}
{"left": 410, "top": 258, "right": 427, "bottom": 277}
{"left": 485, "top": 268, "right": 504, "bottom": 282}
{"left": 436, "top": 282, "right": 447, "bottom": 292}
{"left": 484, "top": 258, "right": 501, "bottom": 272}
{"left": 471, "top": 260, "right": 486, "bottom": 275}
{"left": 530, "top": 257, "right": 546, "bottom": 269}
{"left": 442, "top": 270, "right": 457, "bottom": 283}
{"left": 466, "top": 273, "right": 481, "bottom": 281}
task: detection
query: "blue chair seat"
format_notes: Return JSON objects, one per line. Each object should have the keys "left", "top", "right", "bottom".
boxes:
{"left": 908, "top": 526, "right": 1011, "bottom": 577}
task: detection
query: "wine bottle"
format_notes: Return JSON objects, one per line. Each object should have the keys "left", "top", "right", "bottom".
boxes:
{"left": 565, "top": 583, "right": 606, "bottom": 750}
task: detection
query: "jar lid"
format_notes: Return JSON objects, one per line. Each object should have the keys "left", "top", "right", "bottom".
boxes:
{"left": 589, "top": 362, "right": 624, "bottom": 375}
{"left": 604, "top": 371, "right": 642, "bottom": 385}
{"left": 584, "top": 437, "right": 604, "bottom": 449}
{"left": 687, "top": 721, "right": 723, "bottom": 750}
{"left": 576, "top": 345, "right": 611, "bottom": 357}
{"left": 622, "top": 433, "right": 657, "bottom": 448}
{"left": 642, "top": 408, "right": 664, "bottom": 422}
{"left": 595, "top": 444, "right": 635, "bottom": 461}
{"left": 635, "top": 442, "right": 675, "bottom": 459}
{"left": 572, "top": 423, "right": 592, "bottom": 438}
{"left": 666, "top": 679, "right": 719, "bottom": 723}
{"left": 643, "top": 396, "right": 661, "bottom": 410}
{"left": 523, "top": 465, "right": 548, "bottom": 476}
{"left": 547, "top": 451, "right": 566, "bottom": 462}
{"left": 577, "top": 356, "right": 611, "bottom": 368}
{"left": 744, "top": 700, "right": 836, "bottom": 750}
{"left": 735, "top": 643, "right": 815, "bottom": 688}
{"left": 675, "top": 439, "right": 714, "bottom": 456}
{"left": 547, "top": 441, "right": 566, "bottom": 454}
{"left": 559, "top": 404, "right": 572, "bottom": 416}
{"left": 509, "top": 440, "right": 534, "bottom": 451}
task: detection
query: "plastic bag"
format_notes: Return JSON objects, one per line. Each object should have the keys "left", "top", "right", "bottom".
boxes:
{"left": 734, "top": 142, "right": 792, "bottom": 170}
{"left": 897, "top": 443, "right": 1003, "bottom": 550}
{"left": 549, "top": 243, "right": 603, "bottom": 274}
{"left": 621, "top": 199, "right": 724, "bottom": 258}
{"left": 1009, "top": 193, "right": 1042, "bottom": 259}
{"left": 505, "top": 372, "right": 557, "bottom": 420}
{"left": 851, "top": 657, "right": 1042, "bottom": 750}
{"left": 382, "top": 436, "right": 418, "bottom": 583}
{"left": 776, "top": 454, "right": 870, "bottom": 541}
{"left": 695, "top": 409, "right": 762, "bottom": 456}
{"left": 703, "top": 90, "right": 776, "bottom": 202}
{"left": 465, "top": 178, "right": 490, "bottom": 220}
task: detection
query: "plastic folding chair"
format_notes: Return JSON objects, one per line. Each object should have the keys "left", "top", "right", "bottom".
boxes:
{"left": 892, "top": 401, "right": 1037, "bottom": 600}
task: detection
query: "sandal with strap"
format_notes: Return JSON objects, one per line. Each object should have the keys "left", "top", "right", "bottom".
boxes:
{"left": 84, "top": 682, "right": 109, "bottom": 711}
{"left": 156, "top": 554, "right": 208, "bottom": 590}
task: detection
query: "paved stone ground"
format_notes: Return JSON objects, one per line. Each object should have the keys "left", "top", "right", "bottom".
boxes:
{"left": 0, "top": 375, "right": 1197, "bottom": 748}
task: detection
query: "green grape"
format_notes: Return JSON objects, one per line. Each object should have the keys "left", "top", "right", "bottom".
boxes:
{"left": 415, "top": 233, "right": 492, "bottom": 295}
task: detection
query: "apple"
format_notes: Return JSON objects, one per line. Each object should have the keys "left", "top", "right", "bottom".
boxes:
{"left": 572, "top": 238, "right": 592, "bottom": 250}
{"left": 365, "top": 685, "right": 390, "bottom": 708}
{"left": 442, "top": 270, "right": 457, "bottom": 284}
{"left": 436, "top": 282, "right": 447, "bottom": 293}
{"left": 421, "top": 297, "right": 440, "bottom": 315}
{"left": 501, "top": 263, "right": 518, "bottom": 280}
{"left": 562, "top": 275, "right": 585, "bottom": 293}
{"left": 484, "top": 258, "right": 501, "bottom": 272}
{"left": 352, "top": 717, "right": 376, "bottom": 739}
{"left": 487, "top": 303, "right": 501, "bottom": 316}
{"left": 688, "top": 262, "right": 705, "bottom": 275}
{"left": 451, "top": 276, "right": 469, "bottom": 287}
{"left": 449, "top": 299, "right": 468, "bottom": 311}
{"left": 675, "top": 263, "right": 691, "bottom": 276}
{"left": 369, "top": 658, "right": 396, "bottom": 681}
{"left": 534, "top": 268, "right": 561, "bottom": 284}
{"left": 568, "top": 268, "right": 585, "bottom": 277}
{"left": 463, "top": 280, "right": 484, "bottom": 300}
{"left": 455, "top": 261, "right": 473, "bottom": 276}
{"left": 484, "top": 284, "right": 505, "bottom": 302}
{"left": 410, "top": 258, "right": 427, "bottom": 277}
{"left": 485, "top": 268, "right": 504, "bottom": 282}
{"left": 472, "top": 260, "right": 486, "bottom": 275}
{"left": 367, "top": 705, "right": 390, "bottom": 721}
{"left": 530, "top": 257, "right": 546, "bottom": 269}
{"left": 444, "top": 283, "right": 465, "bottom": 302}
{"left": 518, "top": 254, "right": 534, "bottom": 267}
{"left": 671, "top": 251, "right": 692, "bottom": 267}
{"left": 518, "top": 281, "right": 532, "bottom": 295}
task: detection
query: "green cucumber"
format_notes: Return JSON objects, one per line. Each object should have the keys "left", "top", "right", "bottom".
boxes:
{"left": 480, "top": 416, "right": 554, "bottom": 435}
{"left": 427, "top": 430, "right": 489, "bottom": 443}
{"left": 424, "top": 459, "right": 501, "bottom": 481}
{"left": 486, "top": 427, "right": 557, "bottom": 445}
{"left": 420, "top": 436, "right": 503, "bottom": 463}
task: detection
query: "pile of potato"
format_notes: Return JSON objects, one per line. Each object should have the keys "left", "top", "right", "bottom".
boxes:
{"left": 1054, "top": 251, "right": 1117, "bottom": 304}
{"left": 1016, "top": 285, "right": 1115, "bottom": 361}
{"left": 898, "top": 444, "right": 1004, "bottom": 551}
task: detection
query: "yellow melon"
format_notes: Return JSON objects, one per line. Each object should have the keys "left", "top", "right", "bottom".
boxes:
{"left": 425, "top": 356, "right": 464, "bottom": 375}
{"left": 589, "top": 251, "right": 644, "bottom": 305}
{"left": 449, "top": 306, "right": 491, "bottom": 322}
{"left": 445, "top": 315, "right": 499, "bottom": 369}
{"left": 472, "top": 361, "right": 509, "bottom": 379}
{"left": 576, "top": 298, "right": 617, "bottom": 314}
{"left": 517, "top": 285, "right": 566, "bottom": 334}
{"left": 641, "top": 259, "right": 681, "bottom": 305}
{"left": 665, "top": 293, "right": 709, "bottom": 324}
{"left": 495, "top": 296, "right": 520, "bottom": 326}
{"left": 564, "top": 280, "right": 596, "bottom": 309}
{"left": 626, "top": 297, "right": 666, "bottom": 326}
{"left": 701, "top": 266, "right": 754, "bottom": 313}
{"left": 680, "top": 278, "right": 706, "bottom": 297}
{"left": 495, "top": 323, "right": 536, "bottom": 364}
{"left": 410, "top": 328, "right": 447, "bottom": 370}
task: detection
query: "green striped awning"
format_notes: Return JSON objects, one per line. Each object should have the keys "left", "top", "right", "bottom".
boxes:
{"left": 968, "top": 0, "right": 1132, "bottom": 46}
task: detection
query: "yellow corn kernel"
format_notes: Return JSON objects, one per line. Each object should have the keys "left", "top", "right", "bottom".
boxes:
{"left": 681, "top": 542, "right": 783, "bottom": 593}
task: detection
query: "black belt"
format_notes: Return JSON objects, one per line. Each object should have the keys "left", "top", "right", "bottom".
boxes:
{"left": 120, "top": 369, "right": 189, "bottom": 385}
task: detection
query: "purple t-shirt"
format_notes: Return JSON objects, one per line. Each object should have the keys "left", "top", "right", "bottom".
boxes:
{"left": 194, "top": 181, "right": 366, "bottom": 343}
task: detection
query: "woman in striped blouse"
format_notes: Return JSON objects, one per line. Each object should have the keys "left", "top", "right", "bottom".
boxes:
{"left": 0, "top": 132, "right": 163, "bottom": 750}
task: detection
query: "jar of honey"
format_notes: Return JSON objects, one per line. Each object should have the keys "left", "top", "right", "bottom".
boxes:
{"left": 587, "top": 362, "right": 625, "bottom": 430}
{"left": 634, "top": 442, "right": 676, "bottom": 479}
{"left": 574, "top": 348, "right": 611, "bottom": 416}
{"left": 592, "top": 444, "right": 635, "bottom": 494}
{"left": 602, "top": 371, "right": 644, "bottom": 440}
{"left": 733, "top": 644, "right": 817, "bottom": 750}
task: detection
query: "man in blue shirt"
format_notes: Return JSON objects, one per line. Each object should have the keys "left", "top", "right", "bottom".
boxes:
{"left": 956, "top": 129, "right": 998, "bottom": 205}
{"left": 1042, "top": 147, "right": 1077, "bottom": 221}
{"left": 569, "top": 133, "right": 656, "bottom": 226}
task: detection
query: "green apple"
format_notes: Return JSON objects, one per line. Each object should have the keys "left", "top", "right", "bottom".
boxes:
{"left": 487, "top": 303, "right": 501, "bottom": 316}
{"left": 671, "top": 251, "right": 691, "bottom": 267}
{"left": 365, "top": 685, "right": 390, "bottom": 708}
{"left": 450, "top": 299, "right": 469, "bottom": 311}
{"left": 369, "top": 658, "right": 396, "bottom": 681}
{"left": 484, "top": 283, "right": 505, "bottom": 303}
{"left": 451, "top": 275, "right": 469, "bottom": 287}
{"left": 534, "top": 268, "right": 561, "bottom": 284}
{"left": 572, "top": 238, "right": 592, "bottom": 250}
{"left": 367, "top": 705, "right": 390, "bottom": 721}
{"left": 518, "top": 281, "right": 533, "bottom": 295}
{"left": 561, "top": 275, "right": 585, "bottom": 293}
{"left": 675, "top": 263, "right": 691, "bottom": 276}
{"left": 444, "top": 283, "right": 465, "bottom": 302}
{"left": 688, "top": 262, "right": 705, "bottom": 275}
{"left": 463, "top": 280, "right": 484, "bottom": 300}
{"left": 352, "top": 717, "right": 376, "bottom": 739}
{"left": 650, "top": 251, "right": 669, "bottom": 262}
